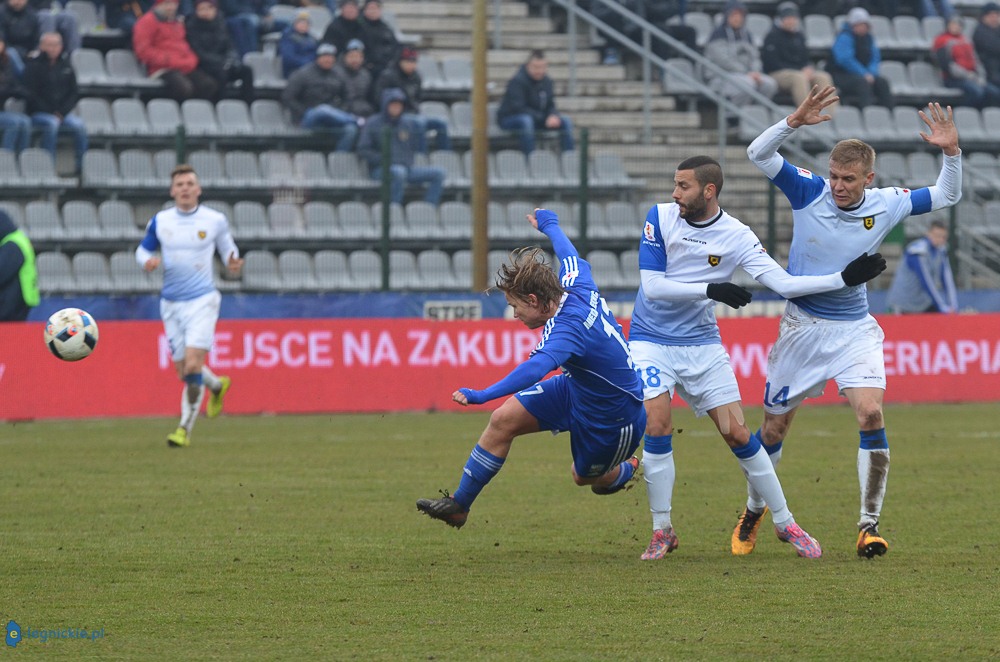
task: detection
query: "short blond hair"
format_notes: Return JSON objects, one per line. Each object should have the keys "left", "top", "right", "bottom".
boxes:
{"left": 829, "top": 139, "right": 876, "bottom": 173}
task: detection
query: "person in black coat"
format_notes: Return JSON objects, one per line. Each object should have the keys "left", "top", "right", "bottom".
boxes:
{"left": 496, "top": 50, "right": 573, "bottom": 154}
{"left": 186, "top": 0, "right": 255, "bottom": 102}
{"left": 761, "top": 2, "right": 836, "bottom": 107}
{"left": 359, "top": 0, "right": 398, "bottom": 81}
{"left": 973, "top": 2, "right": 1000, "bottom": 87}
{"left": 0, "top": 0, "right": 40, "bottom": 72}
{"left": 0, "top": 38, "right": 29, "bottom": 152}
{"left": 322, "top": 0, "right": 363, "bottom": 55}
{"left": 24, "top": 32, "right": 87, "bottom": 170}
{"left": 373, "top": 46, "right": 449, "bottom": 152}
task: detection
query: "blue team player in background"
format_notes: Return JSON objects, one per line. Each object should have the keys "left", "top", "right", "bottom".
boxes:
{"left": 136, "top": 164, "right": 244, "bottom": 448}
{"left": 416, "top": 208, "right": 646, "bottom": 530}
{"left": 742, "top": 86, "right": 962, "bottom": 557}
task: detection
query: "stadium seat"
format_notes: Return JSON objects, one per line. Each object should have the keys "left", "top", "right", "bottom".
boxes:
{"left": 0, "top": 151, "right": 19, "bottom": 184}
{"left": 303, "top": 201, "right": 338, "bottom": 239}
{"left": 110, "top": 250, "right": 153, "bottom": 293}
{"left": 243, "top": 250, "right": 281, "bottom": 290}
{"left": 503, "top": 201, "right": 538, "bottom": 240}
{"left": 189, "top": 150, "right": 226, "bottom": 188}
{"left": 604, "top": 201, "right": 639, "bottom": 240}
{"left": 449, "top": 101, "right": 472, "bottom": 139}
{"left": 373, "top": 202, "right": 405, "bottom": 239}
{"left": 462, "top": 149, "right": 497, "bottom": 187}
{"left": 329, "top": 152, "right": 374, "bottom": 188}
{"left": 278, "top": 250, "right": 318, "bottom": 290}
{"left": 619, "top": 249, "right": 640, "bottom": 289}
{"left": 62, "top": 200, "right": 102, "bottom": 240}
{"left": 250, "top": 99, "right": 296, "bottom": 135}
{"left": 82, "top": 149, "right": 121, "bottom": 187}
{"left": 494, "top": 149, "right": 531, "bottom": 188}
{"left": 878, "top": 60, "right": 914, "bottom": 100}
{"left": 99, "top": 200, "right": 142, "bottom": 240}
{"left": 37, "top": 251, "right": 74, "bottom": 292}
{"left": 907, "top": 61, "right": 961, "bottom": 102}
{"left": 429, "top": 150, "right": 469, "bottom": 188}
{"left": 293, "top": 151, "right": 333, "bottom": 187}
{"left": 487, "top": 249, "right": 510, "bottom": 279}
{"left": 953, "top": 107, "right": 987, "bottom": 145}
{"left": 418, "top": 101, "right": 452, "bottom": 132}
{"left": 243, "top": 52, "right": 285, "bottom": 91}
{"left": 528, "top": 149, "right": 569, "bottom": 188}
{"left": 560, "top": 150, "right": 581, "bottom": 185}
{"left": 153, "top": 149, "right": 178, "bottom": 180}
{"left": 416, "top": 56, "right": 445, "bottom": 90}
{"left": 0, "top": 201, "right": 23, "bottom": 227}
{"left": 892, "top": 106, "right": 927, "bottom": 142}
{"left": 259, "top": 150, "right": 295, "bottom": 187}
{"left": 314, "top": 249, "right": 352, "bottom": 290}
{"left": 268, "top": 202, "right": 305, "bottom": 237}
{"left": 147, "top": 98, "right": 183, "bottom": 136}
{"left": 25, "top": 200, "right": 64, "bottom": 241}
{"left": 201, "top": 199, "right": 233, "bottom": 222}
{"left": 906, "top": 152, "right": 939, "bottom": 188}
{"left": 106, "top": 49, "right": 160, "bottom": 88}
{"left": 348, "top": 249, "right": 382, "bottom": 289}
{"left": 587, "top": 250, "right": 626, "bottom": 289}
{"left": 892, "top": 15, "right": 927, "bottom": 50}
{"left": 572, "top": 201, "right": 604, "bottom": 239}
{"left": 803, "top": 14, "right": 835, "bottom": 52}
{"left": 72, "top": 251, "right": 113, "bottom": 292}
{"left": 541, "top": 200, "right": 577, "bottom": 238}
{"left": 223, "top": 150, "right": 264, "bottom": 188}
{"left": 876, "top": 151, "right": 908, "bottom": 187}
{"left": 232, "top": 201, "right": 271, "bottom": 239}
{"left": 338, "top": 201, "right": 380, "bottom": 239}
{"left": 486, "top": 200, "right": 506, "bottom": 240}
{"left": 862, "top": 105, "right": 899, "bottom": 144}
{"left": 981, "top": 107, "right": 1000, "bottom": 136}
{"left": 661, "top": 57, "right": 702, "bottom": 100}
{"left": 452, "top": 249, "right": 471, "bottom": 287}
{"left": 440, "top": 56, "right": 472, "bottom": 90}
{"left": 111, "top": 98, "right": 151, "bottom": 135}
{"left": 593, "top": 152, "right": 636, "bottom": 187}
{"left": 831, "top": 105, "right": 866, "bottom": 143}
{"left": 439, "top": 200, "right": 472, "bottom": 239}
{"left": 76, "top": 98, "right": 114, "bottom": 136}
{"left": 20, "top": 149, "right": 74, "bottom": 188}
{"left": 745, "top": 13, "right": 771, "bottom": 47}
{"left": 70, "top": 48, "right": 108, "bottom": 86}
{"left": 684, "top": 11, "right": 714, "bottom": 48}
{"left": 215, "top": 99, "right": 255, "bottom": 136}
{"left": 416, "top": 249, "right": 454, "bottom": 289}
{"left": 181, "top": 99, "right": 220, "bottom": 136}
{"left": 964, "top": 152, "right": 1000, "bottom": 191}
{"left": 403, "top": 201, "right": 441, "bottom": 239}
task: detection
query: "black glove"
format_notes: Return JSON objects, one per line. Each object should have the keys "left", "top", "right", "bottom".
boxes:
{"left": 706, "top": 282, "right": 752, "bottom": 309}
{"left": 841, "top": 252, "right": 887, "bottom": 287}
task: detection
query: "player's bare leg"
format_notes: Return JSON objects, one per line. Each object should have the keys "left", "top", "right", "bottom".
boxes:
{"left": 417, "top": 397, "right": 539, "bottom": 528}
{"left": 846, "top": 387, "right": 890, "bottom": 558}
{"left": 639, "top": 392, "right": 679, "bottom": 559}
{"left": 168, "top": 347, "right": 208, "bottom": 447}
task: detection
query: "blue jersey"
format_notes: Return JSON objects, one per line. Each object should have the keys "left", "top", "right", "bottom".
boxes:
{"left": 530, "top": 251, "right": 644, "bottom": 429}
{"left": 135, "top": 204, "right": 239, "bottom": 302}
{"left": 771, "top": 159, "right": 930, "bottom": 320}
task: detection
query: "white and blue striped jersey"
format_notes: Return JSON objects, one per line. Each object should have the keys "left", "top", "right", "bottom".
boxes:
{"left": 530, "top": 251, "right": 644, "bottom": 423}
{"left": 770, "top": 161, "right": 926, "bottom": 320}
{"left": 630, "top": 203, "right": 782, "bottom": 346}
{"left": 136, "top": 205, "right": 238, "bottom": 302}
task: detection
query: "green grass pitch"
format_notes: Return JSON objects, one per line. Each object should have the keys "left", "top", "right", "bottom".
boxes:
{"left": 1, "top": 403, "right": 998, "bottom": 660}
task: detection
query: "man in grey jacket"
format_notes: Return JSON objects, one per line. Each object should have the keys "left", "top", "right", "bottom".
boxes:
{"left": 281, "top": 43, "right": 359, "bottom": 152}
{"left": 334, "top": 38, "right": 375, "bottom": 119}
{"left": 703, "top": 0, "right": 777, "bottom": 106}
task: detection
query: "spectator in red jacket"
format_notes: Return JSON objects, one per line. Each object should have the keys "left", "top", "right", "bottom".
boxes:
{"left": 133, "top": 0, "right": 217, "bottom": 101}
{"left": 932, "top": 16, "right": 1000, "bottom": 107}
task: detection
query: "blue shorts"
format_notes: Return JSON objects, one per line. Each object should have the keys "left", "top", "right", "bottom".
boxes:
{"left": 515, "top": 375, "right": 646, "bottom": 479}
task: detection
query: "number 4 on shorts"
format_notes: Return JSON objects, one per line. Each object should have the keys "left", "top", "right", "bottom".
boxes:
{"left": 764, "top": 382, "right": 789, "bottom": 408}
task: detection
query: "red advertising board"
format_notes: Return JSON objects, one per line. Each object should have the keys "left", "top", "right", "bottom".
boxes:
{"left": 2, "top": 314, "right": 998, "bottom": 421}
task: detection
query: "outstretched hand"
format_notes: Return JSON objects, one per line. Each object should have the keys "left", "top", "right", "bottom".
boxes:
{"left": 526, "top": 209, "right": 540, "bottom": 230}
{"left": 452, "top": 390, "right": 470, "bottom": 406}
{"left": 918, "top": 103, "right": 960, "bottom": 156}
{"left": 786, "top": 85, "right": 839, "bottom": 129}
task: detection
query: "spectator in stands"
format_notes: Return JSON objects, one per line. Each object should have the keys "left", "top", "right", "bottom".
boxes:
{"left": 589, "top": 0, "right": 645, "bottom": 65}
{"left": 887, "top": 220, "right": 957, "bottom": 314}
{"left": 0, "top": 209, "right": 38, "bottom": 322}
{"left": 973, "top": 2, "right": 1000, "bottom": 88}
{"left": 645, "top": 0, "right": 699, "bottom": 61}
{"left": 0, "top": 0, "right": 40, "bottom": 74}
{"left": 869, "top": 0, "right": 954, "bottom": 21}
{"left": 703, "top": 0, "right": 777, "bottom": 107}
{"left": 357, "top": 87, "right": 445, "bottom": 205}
{"left": 220, "top": 0, "right": 280, "bottom": 58}
{"left": 187, "top": 0, "right": 255, "bottom": 102}
{"left": 134, "top": 0, "right": 218, "bottom": 101}
{"left": 0, "top": 37, "right": 29, "bottom": 152}
{"left": 827, "top": 7, "right": 893, "bottom": 109}
{"left": 497, "top": 49, "right": 574, "bottom": 155}
{"left": 278, "top": 10, "right": 317, "bottom": 78}
{"left": 762, "top": 1, "right": 837, "bottom": 110}
{"left": 359, "top": 0, "right": 397, "bottom": 81}
{"left": 323, "top": 0, "right": 362, "bottom": 56}
{"left": 24, "top": 32, "right": 87, "bottom": 171}
{"left": 374, "top": 46, "right": 450, "bottom": 152}
{"left": 334, "top": 38, "right": 373, "bottom": 118}
{"left": 28, "top": 0, "right": 79, "bottom": 53}
{"left": 106, "top": 0, "right": 154, "bottom": 38}
{"left": 282, "top": 43, "right": 358, "bottom": 151}
{"left": 933, "top": 16, "right": 1000, "bottom": 108}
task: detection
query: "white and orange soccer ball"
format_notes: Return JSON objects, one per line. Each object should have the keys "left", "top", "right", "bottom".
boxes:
{"left": 43, "top": 308, "right": 99, "bottom": 361}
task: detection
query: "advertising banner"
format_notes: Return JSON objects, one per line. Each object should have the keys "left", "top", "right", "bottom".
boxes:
{"left": 2, "top": 314, "right": 998, "bottom": 420}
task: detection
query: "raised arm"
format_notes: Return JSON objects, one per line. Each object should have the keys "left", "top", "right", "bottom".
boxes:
{"left": 754, "top": 252, "right": 886, "bottom": 296}
{"left": 915, "top": 103, "right": 962, "bottom": 212}
{"left": 453, "top": 351, "right": 558, "bottom": 405}
{"left": 527, "top": 208, "right": 577, "bottom": 263}
{"left": 747, "top": 85, "right": 838, "bottom": 178}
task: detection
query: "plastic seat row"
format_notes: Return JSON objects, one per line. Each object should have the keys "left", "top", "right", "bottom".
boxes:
{"left": 37, "top": 251, "right": 161, "bottom": 294}
{"left": 18, "top": 200, "right": 142, "bottom": 242}
{"left": 0, "top": 148, "right": 77, "bottom": 189}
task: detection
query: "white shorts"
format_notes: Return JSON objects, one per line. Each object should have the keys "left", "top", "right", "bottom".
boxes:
{"left": 629, "top": 340, "right": 741, "bottom": 417}
{"left": 764, "top": 302, "right": 886, "bottom": 414}
{"left": 160, "top": 290, "right": 222, "bottom": 362}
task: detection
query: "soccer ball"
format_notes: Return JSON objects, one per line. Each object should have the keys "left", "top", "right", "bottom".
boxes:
{"left": 43, "top": 308, "right": 99, "bottom": 361}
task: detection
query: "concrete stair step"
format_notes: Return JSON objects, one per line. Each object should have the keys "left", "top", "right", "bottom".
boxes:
{"left": 425, "top": 49, "right": 601, "bottom": 66}
{"left": 423, "top": 32, "right": 591, "bottom": 49}
{"left": 488, "top": 64, "right": 627, "bottom": 82}
{"left": 402, "top": 16, "right": 553, "bottom": 33}
{"left": 570, "top": 111, "right": 698, "bottom": 128}
{"left": 558, "top": 96, "right": 677, "bottom": 112}
{"left": 388, "top": 1, "right": 528, "bottom": 18}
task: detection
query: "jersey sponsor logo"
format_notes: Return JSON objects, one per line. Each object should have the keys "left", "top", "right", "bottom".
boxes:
{"left": 643, "top": 221, "right": 657, "bottom": 242}
{"left": 708, "top": 255, "right": 722, "bottom": 267}
{"left": 796, "top": 167, "right": 813, "bottom": 178}
{"left": 863, "top": 215, "right": 876, "bottom": 230}
{"left": 198, "top": 230, "right": 207, "bottom": 239}
{"left": 682, "top": 236, "right": 707, "bottom": 245}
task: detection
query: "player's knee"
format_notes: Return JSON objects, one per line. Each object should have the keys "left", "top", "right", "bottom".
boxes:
{"left": 487, "top": 405, "right": 520, "bottom": 437}
{"left": 761, "top": 421, "right": 788, "bottom": 445}
{"left": 855, "top": 403, "right": 883, "bottom": 429}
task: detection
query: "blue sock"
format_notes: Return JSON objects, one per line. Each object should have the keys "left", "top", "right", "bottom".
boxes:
{"left": 607, "top": 457, "right": 637, "bottom": 489}
{"left": 452, "top": 445, "right": 505, "bottom": 510}
{"left": 754, "top": 428, "right": 782, "bottom": 456}
{"left": 859, "top": 428, "right": 888, "bottom": 450}
{"left": 643, "top": 433, "right": 672, "bottom": 454}
{"left": 183, "top": 373, "right": 204, "bottom": 386}
{"left": 731, "top": 431, "right": 763, "bottom": 460}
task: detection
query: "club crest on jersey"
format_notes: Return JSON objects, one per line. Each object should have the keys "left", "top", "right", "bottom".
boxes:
{"left": 796, "top": 167, "right": 813, "bottom": 178}
{"left": 708, "top": 255, "right": 722, "bottom": 267}
{"left": 198, "top": 230, "right": 207, "bottom": 239}
{"left": 643, "top": 221, "right": 657, "bottom": 242}
{"left": 863, "top": 215, "right": 875, "bottom": 230}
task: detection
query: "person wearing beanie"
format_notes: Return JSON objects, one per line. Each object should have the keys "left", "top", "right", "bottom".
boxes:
{"left": 187, "top": 0, "right": 255, "bottom": 102}
{"left": 703, "top": 0, "right": 777, "bottom": 107}
{"left": 826, "top": 7, "right": 893, "bottom": 109}
{"left": 133, "top": 0, "right": 218, "bottom": 101}
{"left": 334, "top": 38, "right": 374, "bottom": 117}
{"left": 278, "top": 10, "right": 318, "bottom": 78}
{"left": 374, "top": 46, "right": 451, "bottom": 152}
{"left": 323, "top": 0, "right": 364, "bottom": 55}
{"left": 359, "top": 0, "right": 398, "bottom": 81}
{"left": 932, "top": 15, "right": 1000, "bottom": 108}
{"left": 281, "top": 43, "right": 359, "bottom": 151}
{"left": 973, "top": 1, "right": 1000, "bottom": 87}
{"left": 762, "top": 1, "right": 837, "bottom": 109}
{"left": 357, "top": 87, "right": 445, "bottom": 205}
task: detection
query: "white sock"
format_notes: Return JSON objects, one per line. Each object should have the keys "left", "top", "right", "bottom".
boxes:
{"left": 738, "top": 447, "right": 793, "bottom": 529}
{"left": 747, "top": 446, "right": 781, "bottom": 512}
{"left": 180, "top": 384, "right": 206, "bottom": 434}
{"left": 857, "top": 448, "right": 890, "bottom": 529}
{"left": 201, "top": 365, "right": 222, "bottom": 392}
{"left": 642, "top": 450, "right": 675, "bottom": 531}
